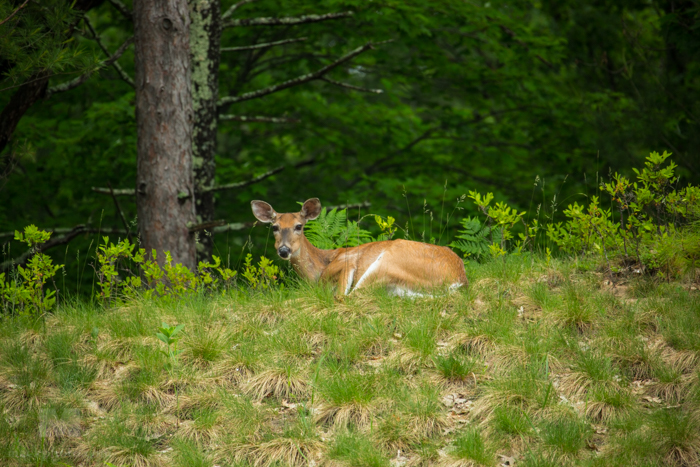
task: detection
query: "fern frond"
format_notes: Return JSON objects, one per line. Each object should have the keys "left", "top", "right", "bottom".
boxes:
{"left": 450, "top": 217, "right": 501, "bottom": 260}
{"left": 305, "top": 208, "right": 374, "bottom": 249}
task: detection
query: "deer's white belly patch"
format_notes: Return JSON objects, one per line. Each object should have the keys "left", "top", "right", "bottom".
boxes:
{"left": 344, "top": 268, "right": 356, "bottom": 295}
{"left": 353, "top": 251, "right": 384, "bottom": 290}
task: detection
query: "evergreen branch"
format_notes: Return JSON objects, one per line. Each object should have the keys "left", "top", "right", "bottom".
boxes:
{"left": 84, "top": 17, "right": 135, "bottom": 88}
{"left": 224, "top": 11, "right": 353, "bottom": 28}
{"left": 221, "top": 37, "right": 307, "bottom": 52}
{"left": 221, "top": 0, "right": 258, "bottom": 21}
{"left": 45, "top": 37, "right": 134, "bottom": 98}
{"left": 0, "top": 0, "right": 29, "bottom": 27}
{"left": 320, "top": 77, "right": 383, "bottom": 94}
{"left": 218, "top": 42, "right": 374, "bottom": 107}
{"left": 219, "top": 114, "right": 300, "bottom": 123}
{"left": 107, "top": 0, "right": 132, "bottom": 20}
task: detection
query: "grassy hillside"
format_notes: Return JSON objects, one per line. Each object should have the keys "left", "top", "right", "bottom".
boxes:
{"left": 0, "top": 255, "right": 699, "bottom": 467}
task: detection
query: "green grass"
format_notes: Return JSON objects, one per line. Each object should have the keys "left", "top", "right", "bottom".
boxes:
{"left": 0, "top": 254, "right": 699, "bottom": 466}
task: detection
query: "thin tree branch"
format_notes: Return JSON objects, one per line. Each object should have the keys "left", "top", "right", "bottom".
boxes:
{"left": 108, "top": 181, "right": 132, "bottom": 241}
{"left": 224, "top": 11, "right": 353, "bottom": 28}
{"left": 92, "top": 159, "right": 315, "bottom": 197}
{"left": 0, "top": 226, "right": 128, "bottom": 240}
{"left": 188, "top": 219, "right": 227, "bottom": 233}
{"left": 320, "top": 77, "right": 383, "bottom": 94}
{"left": 1, "top": 225, "right": 127, "bottom": 271}
{"left": 45, "top": 37, "right": 134, "bottom": 98}
{"left": 325, "top": 201, "right": 371, "bottom": 211}
{"left": 203, "top": 165, "right": 285, "bottom": 193}
{"left": 221, "top": 0, "right": 258, "bottom": 21}
{"left": 213, "top": 222, "right": 252, "bottom": 233}
{"left": 221, "top": 37, "right": 307, "bottom": 52}
{"left": 107, "top": 0, "right": 132, "bottom": 20}
{"left": 218, "top": 42, "right": 374, "bottom": 107}
{"left": 84, "top": 16, "right": 135, "bottom": 88}
{"left": 219, "top": 114, "right": 300, "bottom": 123}
{"left": 0, "top": 0, "right": 29, "bottom": 27}
{"left": 92, "top": 186, "right": 135, "bottom": 196}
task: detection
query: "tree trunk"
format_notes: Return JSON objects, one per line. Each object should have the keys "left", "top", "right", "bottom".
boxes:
{"left": 133, "top": 0, "right": 197, "bottom": 270}
{"left": 190, "top": 0, "right": 221, "bottom": 262}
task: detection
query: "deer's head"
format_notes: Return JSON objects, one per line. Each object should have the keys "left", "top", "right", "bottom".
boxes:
{"left": 251, "top": 198, "right": 322, "bottom": 259}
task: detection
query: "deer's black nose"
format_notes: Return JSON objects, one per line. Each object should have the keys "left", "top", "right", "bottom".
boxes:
{"left": 278, "top": 246, "right": 291, "bottom": 259}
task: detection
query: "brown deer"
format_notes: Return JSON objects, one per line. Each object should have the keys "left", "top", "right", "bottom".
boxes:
{"left": 251, "top": 198, "right": 467, "bottom": 296}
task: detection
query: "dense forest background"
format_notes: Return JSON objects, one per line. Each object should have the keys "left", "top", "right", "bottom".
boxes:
{"left": 1, "top": 0, "right": 699, "bottom": 292}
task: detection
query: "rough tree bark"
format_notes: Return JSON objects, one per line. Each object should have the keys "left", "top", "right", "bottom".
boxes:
{"left": 190, "top": 0, "right": 222, "bottom": 262}
{"left": 133, "top": 0, "right": 197, "bottom": 270}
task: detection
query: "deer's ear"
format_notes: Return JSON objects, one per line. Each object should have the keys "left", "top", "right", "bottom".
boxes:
{"left": 251, "top": 200, "right": 276, "bottom": 223}
{"left": 301, "top": 198, "right": 322, "bottom": 221}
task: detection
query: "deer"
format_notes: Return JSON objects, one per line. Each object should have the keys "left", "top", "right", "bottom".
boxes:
{"left": 251, "top": 198, "right": 468, "bottom": 296}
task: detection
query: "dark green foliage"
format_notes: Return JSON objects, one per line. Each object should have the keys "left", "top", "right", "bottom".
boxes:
{"left": 3, "top": 0, "right": 700, "bottom": 295}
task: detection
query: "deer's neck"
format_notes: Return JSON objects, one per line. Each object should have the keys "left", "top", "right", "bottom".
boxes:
{"left": 291, "top": 236, "right": 335, "bottom": 282}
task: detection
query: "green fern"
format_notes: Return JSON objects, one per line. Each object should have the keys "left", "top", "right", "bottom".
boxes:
{"left": 450, "top": 217, "right": 501, "bottom": 260}
{"left": 305, "top": 208, "right": 374, "bottom": 249}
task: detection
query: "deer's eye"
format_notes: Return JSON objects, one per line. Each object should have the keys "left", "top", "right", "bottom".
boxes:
{"left": 272, "top": 225, "right": 280, "bottom": 232}
{"left": 294, "top": 224, "right": 303, "bottom": 232}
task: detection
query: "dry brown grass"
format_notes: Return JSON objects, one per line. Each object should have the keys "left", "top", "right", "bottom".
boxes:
{"left": 243, "top": 367, "right": 310, "bottom": 400}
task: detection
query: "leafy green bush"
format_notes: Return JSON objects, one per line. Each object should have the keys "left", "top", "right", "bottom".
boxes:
{"left": 1, "top": 226, "right": 61, "bottom": 315}
{"left": 547, "top": 151, "right": 700, "bottom": 278}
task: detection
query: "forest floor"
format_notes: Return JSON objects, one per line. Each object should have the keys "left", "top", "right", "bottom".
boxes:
{"left": 1, "top": 256, "right": 699, "bottom": 467}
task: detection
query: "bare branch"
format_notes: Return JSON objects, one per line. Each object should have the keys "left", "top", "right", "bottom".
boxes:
{"left": 1, "top": 225, "right": 127, "bottom": 272}
{"left": 108, "top": 182, "right": 132, "bottom": 241}
{"left": 221, "top": 0, "right": 258, "bottom": 21}
{"left": 84, "top": 17, "right": 135, "bottom": 87}
{"left": 45, "top": 37, "right": 134, "bottom": 98}
{"left": 219, "top": 114, "right": 300, "bottom": 123}
{"left": 218, "top": 42, "right": 374, "bottom": 107}
{"left": 203, "top": 165, "right": 285, "bottom": 193}
{"left": 225, "top": 11, "right": 353, "bottom": 28}
{"left": 221, "top": 37, "right": 307, "bottom": 52}
{"left": 0, "top": 226, "right": 128, "bottom": 240}
{"left": 325, "top": 201, "right": 371, "bottom": 211}
{"left": 213, "top": 222, "right": 252, "bottom": 234}
{"left": 320, "top": 77, "right": 383, "bottom": 94}
{"left": 188, "top": 219, "right": 227, "bottom": 233}
{"left": 93, "top": 159, "right": 314, "bottom": 198}
{"left": 107, "top": 0, "right": 132, "bottom": 20}
{"left": 92, "top": 186, "right": 135, "bottom": 196}
{"left": 0, "top": 0, "right": 29, "bottom": 27}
